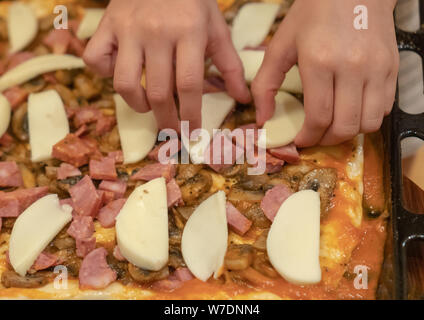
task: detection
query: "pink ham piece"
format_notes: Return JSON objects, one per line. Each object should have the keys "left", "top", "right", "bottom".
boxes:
{"left": 57, "top": 163, "right": 82, "bottom": 180}
{"left": 173, "top": 267, "right": 194, "bottom": 282}
{"left": 43, "top": 29, "right": 73, "bottom": 54}
{"left": 166, "top": 179, "right": 183, "bottom": 208}
{"left": 113, "top": 246, "right": 126, "bottom": 261}
{"left": 107, "top": 151, "right": 124, "bottom": 164}
{"left": 89, "top": 157, "right": 117, "bottom": 181}
{"left": 151, "top": 279, "right": 183, "bottom": 292}
{"left": 3, "top": 86, "right": 28, "bottom": 110}
{"left": 69, "top": 176, "right": 102, "bottom": 217}
{"left": 99, "top": 180, "right": 127, "bottom": 200}
{"left": 59, "top": 198, "right": 76, "bottom": 216}
{"left": 260, "top": 184, "right": 293, "bottom": 221}
{"left": 76, "top": 237, "right": 96, "bottom": 258}
{"left": 53, "top": 134, "right": 92, "bottom": 167}
{"left": 232, "top": 123, "right": 259, "bottom": 149}
{"left": 79, "top": 247, "right": 117, "bottom": 289}
{"left": 67, "top": 216, "right": 94, "bottom": 239}
{"left": 206, "top": 132, "right": 244, "bottom": 173}
{"left": 131, "top": 163, "right": 176, "bottom": 183}
{"left": 226, "top": 201, "right": 252, "bottom": 235}
{"left": 74, "top": 124, "right": 88, "bottom": 137}
{"left": 0, "top": 133, "right": 13, "bottom": 147}
{"left": 268, "top": 143, "right": 300, "bottom": 164}
{"left": 97, "top": 198, "right": 126, "bottom": 228}
{"left": 6, "top": 52, "right": 35, "bottom": 70}
{"left": 264, "top": 152, "right": 285, "bottom": 174}
{"left": 74, "top": 106, "right": 102, "bottom": 128}
{"left": 0, "top": 187, "right": 48, "bottom": 217}
{"left": 147, "top": 139, "right": 181, "bottom": 163}
{"left": 0, "top": 161, "right": 23, "bottom": 187}
{"left": 95, "top": 116, "right": 116, "bottom": 136}
{"left": 31, "top": 252, "right": 58, "bottom": 271}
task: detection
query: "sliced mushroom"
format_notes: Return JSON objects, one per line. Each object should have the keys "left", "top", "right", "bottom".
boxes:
{"left": 179, "top": 170, "right": 212, "bottom": 205}
{"left": 74, "top": 73, "right": 101, "bottom": 100}
{"left": 127, "top": 264, "right": 169, "bottom": 283}
{"left": 176, "top": 164, "right": 203, "bottom": 185}
{"left": 22, "top": 76, "right": 46, "bottom": 94}
{"left": 1, "top": 270, "right": 49, "bottom": 288}
{"left": 175, "top": 205, "right": 195, "bottom": 221}
{"left": 220, "top": 163, "right": 247, "bottom": 178}
{"left": 243, "top": 203, "right": 270, "bottom": 228}
{"left": 224, "top": 244, "right": 254, "bottom": 271}
{"left": 298, "top": 168, "right": 337, "bottom": 215}
{"left": 12, "top": 103, "right": 28, "bottom": 142}
{"left": 252, "top": 229, "right": 269, "bottom": 251}
{"left": 252, "top": 252, "right": 279, "bottom": 278}
{"left": 169, "top": 246, "right": 185, "bottom": 269}
{"left": 237, "top": 174, "right": 270, "bottom": 191}
{"left": 168, "top": 211, "right": 182, "bottom": 246}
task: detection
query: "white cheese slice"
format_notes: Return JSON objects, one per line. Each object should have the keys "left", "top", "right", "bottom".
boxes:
{"left": 267, "top": 190, "right": 321, "bottom": 285}
{"left": 115, "top": 178, "right": 168, "bottom": 271}
{"left": 0, "top": 93, "right": 11, "bottom": 137}
{"left": 114, "top": 94, "right": 158, "bottom": 164}
{"left": 181, "top": 191, "right": 228, "bottom": 281}
{"left": 187, "top": 92, "right": 235, "bottom": 163}
{"left": 258, "top": 91, "right": 305, "bottom": 148}
{"left": 231, "top": 3, "right": 280, "bottom": 51}
{"left": 9, "top": 194, "right": 73, "bottom": 276}
{"left": 0, "top": 54, "right": 85, "bottom": 92}
{"left": 76, "top": 8, "right": 105, "bottom": 40}
{"left": 209, "top": 50, "right": 303, "bottom": 94}
{"left": 28, "top": 90, "right": 70, "bottom": 162}
{"left": 8, "top": 2, "right": 38, "bottom": 54}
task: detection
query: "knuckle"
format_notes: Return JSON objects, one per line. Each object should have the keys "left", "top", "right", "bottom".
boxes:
{"left": 147, "top": 86, "right": 168, "bottom": 104}
{"left": 345, "top": 51, "right": 366, "bottom": 69}
{"left": 177, "top": 73, "right": 199, "bottom": 92}
{"left": 143, "top": 17, "right": 163, "bottom": 34}
{"left": 310, "top": 113, "right": 332, "bottom": 129}
{"left": 113, "top": 78, "right": 135, "bottom": 95}
{"left": 332, "top": 124, "right": 359, "bottom": 140}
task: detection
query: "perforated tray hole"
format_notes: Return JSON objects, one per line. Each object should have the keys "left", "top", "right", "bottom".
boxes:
{"left": 395, "top": 0, "right": 421, "bottom": 32}
{"left": 398, "top": 51, "right": 424, "bottom": 114}
{"left": 406, "top": 239, "right": 424, "bottom": 299}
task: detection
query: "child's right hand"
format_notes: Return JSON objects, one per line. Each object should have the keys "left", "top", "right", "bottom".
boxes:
{"left": 83, "top": 0, "right": 250, "bottom": 133}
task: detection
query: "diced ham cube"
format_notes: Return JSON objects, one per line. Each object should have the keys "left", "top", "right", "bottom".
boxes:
{"left": 89, "top": 157, "right": 117, "bottom": 180}
{"left": 166, "top": 179, "right": 183, "bottom": 208}
{"left": 99, "top": 180, "right": 127, "bottom": 199}
{"left": 151, "top": 279, "right": 183, "bottom": 292}
{"left": 226, "top": 201, "right": 252, "bottom": 235}
{"left": 0, "top": 161, "right": 23, "bottom": 187}
{"left": 3, "top": 86, "right": 28, "bottom": 110}
{"left": 147, "top": 139, "right": 181, "bottom": 163}
{"left": 107, "top": 151, "right": 124, "bottom": 164}
{"left": 206, "top": 132, "right": 244, "bottom": 173}
{"left": 52, "top": 134, "right": 92, "bottom": 167}
{"left": 74, "top": 106, "right": 102, "bottom": 127}
{"left": 97, "top": 198, "right": 126, "bottom": 228}
{"left": 113, "top": 246, "right": 126, "bottom": 261}
{"left": 74, "top": 124, "right": 88, "bottom": 137}
{"left": 57, "top": 163, "right": 82, "bottom": 180}
{"left": 76, "top": 237, "right": 96, "bottom": 258}
{"left": 43, "top": 29, "right": 72, "bottom": 54}
{"left": 0, "top": 187, "right": 48, "bottom": 217}
{"left": 0, "top": 133, "right": 13, "bottom": 147}
{"left": 260, "top": 184, "right": 293, "bottom": 221}
{"left": 80, "top": 136, "right": 102, "bottom": 161}
{"left": 79, "top": 247, "right": 117, "bottom": 289}
{"left": 31, "top": 252, "right": 58, "bottom": 271}
{"left": 173, "top": 268, "right": 194, "bottom": 282}
{"left": 0, "top": 199, "right": 19, "bottom": 217}
{"left": 6, "top": 52, "right": 35, "bottom": 70}
{"left": 95, "top": 116, "right": 116, "bottom": 135}
{"left": 264, "top": 152, "right": 285, "bottom": 174}
{"left": 131, "top": 163, "right": 176, "bottom": 182}
{"left": 67, "top": 215, "right": 94, "bottom": 240}
{"left": 69, "top": 176, "right": 102, "bottom": 217}
{"left": 268, "top": 143, "right": 300, "bottom": 164}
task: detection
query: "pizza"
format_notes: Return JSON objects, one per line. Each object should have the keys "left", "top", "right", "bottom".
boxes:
{"left": 0, "top": 0, "right": 388, "bottom": 299}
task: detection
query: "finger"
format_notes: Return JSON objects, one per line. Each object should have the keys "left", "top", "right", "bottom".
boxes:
{"left": 83, "top": 17, "right": 116, "bottom": 77}
{"left": 176, "top": 36, "right": 206, "bottom": 132}
{"left": 145, "top": 44, "right": 180, "bottom": 132}
{"left": 384, "top": 70, "right": 398, "bottom": 116}
{"left": 294, "top": 63, "right": 334, "bottom": 147}
{"left": 113, "top": 38, "right": 149, "bottom": 113}
{"left": 251, "top": 21, "right": 297, "bottom": 126}
{"left": 360, "top": 79, "right": 385, "bottom": 134}
{"left": 208, "top": 19, "right": 251, "bottom": 104}
{"left": 320, "top": 75, "right": 363, "bottom": 146}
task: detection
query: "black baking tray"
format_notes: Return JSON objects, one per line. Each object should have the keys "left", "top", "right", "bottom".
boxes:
{"left": 378, "top": 6, "right": 424, "bottom": 299}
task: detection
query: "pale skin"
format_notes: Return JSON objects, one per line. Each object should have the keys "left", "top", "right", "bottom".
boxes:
{"left": 83, "top": 0, "right": 399, "bottom": 146}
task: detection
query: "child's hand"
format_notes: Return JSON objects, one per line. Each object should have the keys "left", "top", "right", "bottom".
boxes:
{"left": 252, "top": 0, "right": 399, "bottom": 146}
{"left": 83, "top": 0, "right": 250, "bottom": 132}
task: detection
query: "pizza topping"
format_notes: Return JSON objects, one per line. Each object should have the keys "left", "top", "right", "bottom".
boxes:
{"left": 76, "top": 8, "right": 105, "bottom": 40}
{"left": 6, "top": 52, "right": 35, "bottom": 71}
{"left": 151, "top": 278, "right": 183, "bottom": 292}
{"left": 9, "top": 194, "right": 73, "bottom": 276}
{"left": 0, "top": 161, "right": 23, "bottom": 187}
{"left": 67, "top": 216, "right": 94, "bottom": 240}
{"left": 79, "top": 247, "right": 117, "bottom": 290}
{"left": 131, "top": 163, "right": 176, "bottom": 183}
{"left": 226, "top": 201, "right": 252, "bottom": 236}
{"left": 97, "top": 198, "right": 126, "bottom": 228}
{"left": 3, "top": 86, "right": 27, "bottom": 111}
{"left": 224, "top": 244, "right": 254, "bottom": 271}
{"left": 0, "top": 186, "right": 49, "bottom": 217}
{"left": 166, "top": 179, "right": 183, "bottom": 208}
{"left": 57, "top": 163, "right": 82, "bottom": 180}
{"left": 89, "top": 157, "right": 117, "bottom": 181}
{"left": 74, "top": 106, "right": 102, "bottom": 127}
{"left": 127, "top": 263, "right": 169, "bottom": 284}
{"left": 268, "top": 143, "right": 300, "bottom": 164}
{"left": 173, "top": 267, "right": 194, "bottom": 282}
{"left": 31, "top": 252, "right": 58, "bottom": 271}
{"left": 258, "top": 92, "right": 305, "bottom": 148}
{"left": 147, "top": 139, "right": 181, "bottom": 162}
{"left": 107, "top": 151, "right": 124, "bottom": 164}
{"left": 95, "top": 115, "right": 116, "bottom": 136}
{"left": 267, "top": 190, "right": 321, "bottom": 285}
{"left": 52, "top": 134, "right": 92, "bottom": 167}
{"left": 1, "top": 270, "right": 48, "bottom": 289}
{"left": 205, "top": 132, "right": 243, "bottom": 173}
{"left": 182, "top": 191, "right": 228, "bottom": 282}
{"left": 116, "top": 178, "right": 169, "bottom": 271}
{"left": 0, "top": 94, "right": 10, "bottom": 138}
{"left": 69, "top": 175, "right": 102, "bottom": 217}
{"left": 114, "top": 94, "right": 158, "bottom": 164}
{"left": 175, "top": 164, "right": 203, "bottom": 185}
{"left": 7, "top": 2, "right": 38, "bottom": 54}
{"left": 264, "top": 152, "right": 285, "bottom": 174}
{"left": 76, "top": 237, "right": 97, "bottom": 258}
{"left": 260, "top": 184, "right": 293, "bottom": 222}
{"left": 113, "top": 245, "right": 126, "bottom": 262}
{"left": 43, "top": 29, "right": 73, "bottom": 54}
{"left": 99, "top": 180, "right": 127, "bottom": 199}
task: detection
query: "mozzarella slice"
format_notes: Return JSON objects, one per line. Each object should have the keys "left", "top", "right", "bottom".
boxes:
{"left": 231, "top": 3, "right": 279, "bottom": 51}
{"left": 187, "top": 92, "right": 235, "bottom": 163}
{"left": 115, "top": 178, "right": 168, "bottom": 271}
{"left": 28, "top": 90, "right": 70, "bottom": 162}
{"left": 0, "top": 54, "right": 85, "bottom": 92}
{"left": 258, "top": 91, "right": 305, "bottom": 148}
{"left": 114, "top": 94, "right": 158, "bottom": 164}
{"left": 9, "top": 194, "right": 73, "bottom": 276}
{"left": 0, "top": 93, "right": 11, "bottom": 137}
{"left": 209, "top": 50, "right": 303, "bottom": 94}
{"left": 8, "top": 2, "right": 38, "bottom": 53}
{"left": 267, "top": 190, "right": 321, "bottom": 285}
{"left": 76, "top": 8, "right": 105, "bottom": 40}
{"left": 181, "top": 191, "right": 228, "bottom": 281}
